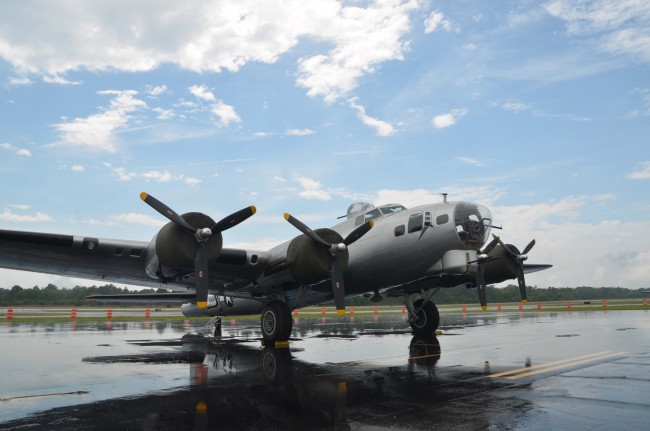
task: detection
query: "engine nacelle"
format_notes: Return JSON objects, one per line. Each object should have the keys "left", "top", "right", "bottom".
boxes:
{"left": 254, "top": 228, "right": 349, "bottom": 291}
{"left": 285, "top": 228, "right": 348, "bottom": 283}
{"left": 144, "top": 212, "right": 223, "bottom": 280}
{"left": 482, "top": 243, "right": 519, "bottom": 284}
{"left": 156, "top": 212, "right": 222, "bottom": 269}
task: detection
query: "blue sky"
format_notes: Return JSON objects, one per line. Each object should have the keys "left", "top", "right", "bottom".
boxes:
{"left": 1, "top": 0, "right": 649, "bottom": 290}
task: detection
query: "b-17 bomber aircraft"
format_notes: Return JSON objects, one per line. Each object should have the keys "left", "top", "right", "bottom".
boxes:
{"left": 0, "top": 193, "right": 551, "bottom": 342}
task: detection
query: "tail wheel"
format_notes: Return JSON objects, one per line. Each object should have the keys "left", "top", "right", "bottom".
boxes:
{"left": 409, "top": 299, "right": 440, "bottom": 335}
{"left": 260, "top": 300, "right": 293, "bottom": 342}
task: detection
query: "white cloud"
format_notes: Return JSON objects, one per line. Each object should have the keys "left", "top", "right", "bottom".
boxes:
{"left": 492, "top": 195, "right": 650, "bottom": 288}
{"left": 152, "top": 107, "right": 175, "bottom": 120}
{"left": 456, "top": 156, "right": 484, "bottom": 167}
{"left": 424, "top": 10, "right": 454, "bottom": 33}
{"left": 626, "top": 161, "right": 650, "bottom": 179}
{"left": 286, "top": 129, "right": 315, "bottom": 136}
{"left": 295, "top": 0, "right": 420, "bottom": 103}
{"left": 149, "top": 85, "right": 168, "bottom": 96}
{"left": 296, "top": 176, "right": 332, "bottom": 201}
{"left": 544, "top": 0, "right": 650, "bottom": 63}
{"left": 189, "top": 85, "right": 216, "bottom": 102}
{"left": 52, "top": 90, "right": 147, "bottom": 152}
{"left": 111, "top": 213, "right": 166, "bottom": 226}
{"left": 1, "top": 142, "right": 32, "bottom": 157}
{"left": 0, "top": 1, "right": 422, "bottom": 105}
{"left": 348, "top": 98, "right": 395, "bottom": 136}
{"left": 103, "top": 163, "right": 201, "bottom": 186}
{"left": 432, "top": 108, "right": 468, "bottom": 129}
{"left": 502, "top": 101, "right": 531, "bottom": 114}
{"left": 8, "top": 204, "right": 30, "bottom": 210}
{"left": 42, "top": 75, "right": 82, "bottom": 85}
{"left": 189, "top": 85, "right": 240, "bottom": 126}
{"left": 8, "top": 76, "right": 31, "bottom": 86}
{"left": 210, "top": 101, "right": 241, "bottom": 126}
{"left": 71, "top": 164, "right": 85, "bottom": 172}
{"left": 0, "top": 208, "right": 52, "bottom": 222}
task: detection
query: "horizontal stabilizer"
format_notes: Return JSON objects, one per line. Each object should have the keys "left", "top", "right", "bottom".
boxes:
{"left": 85, "top": 293, "right": 196, "bottom": 303}
{"left": 523, "top": 264, "right": 553, "bottom": 274}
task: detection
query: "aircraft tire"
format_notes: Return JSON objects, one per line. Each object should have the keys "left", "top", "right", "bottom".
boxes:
{"left": 409, "top": 299, "right": 440, "bottom": 335}
{"left": 261, "top": 300, "right": 293, "bottom": 342}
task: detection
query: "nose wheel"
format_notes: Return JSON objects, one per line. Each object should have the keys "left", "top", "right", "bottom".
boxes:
{"left": 408, "top": 299, "right": 440, "bottom": 335}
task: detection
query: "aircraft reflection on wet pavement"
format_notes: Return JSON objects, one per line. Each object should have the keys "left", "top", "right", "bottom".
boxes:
{"left": 78, "top": 334, "right": 443, "bottom": 430}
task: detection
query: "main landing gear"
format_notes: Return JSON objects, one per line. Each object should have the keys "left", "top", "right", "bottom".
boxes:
{"left": 260, "top": 300, "right": 293, "bottom": 343}
{"left": 407, "top": 299, "right": 440, "bottom": 336}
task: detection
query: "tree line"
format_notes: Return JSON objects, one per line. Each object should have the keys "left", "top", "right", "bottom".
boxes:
{"left": 0, "top": 283, "right": 647, "bottom": 307}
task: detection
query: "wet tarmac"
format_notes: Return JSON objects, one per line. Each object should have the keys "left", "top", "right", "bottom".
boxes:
{"left": 1, "top": 310, "right": 649, "bottom": 430}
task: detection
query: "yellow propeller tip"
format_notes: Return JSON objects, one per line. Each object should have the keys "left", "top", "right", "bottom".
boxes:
{"left": 481, "top": 305, "right": 488, "bottom": 311}
{"left": 251, "top": 205, "right": 257, "bottom": 215}
{"left": 196, "top": 402, "right": 207, "bottom": 413}
{"left": 522, "top": 299, "right": 528, "bottom": 304}
{"left": 139, "top": 192, "right": 148, "bottom": 201}
{"left": 336, "top": 309, "right": 345, "bottom": 316}
{"left": 196, "top": 301, "right": 208, "bottom": 309}
{"left": 283, "top": 213, "right": 290, "bottom": 221}
{"left": 369, "top": 220, "right": 374, "bottom": 228}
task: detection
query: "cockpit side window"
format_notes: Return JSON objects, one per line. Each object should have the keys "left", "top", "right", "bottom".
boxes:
{"left": 364, "top": 209, "right": 382, "bottom": 223}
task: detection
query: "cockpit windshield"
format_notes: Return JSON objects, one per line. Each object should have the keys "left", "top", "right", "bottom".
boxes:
{"left": 379, "top": 205, "right": 406, "bottom": 215}
{"left": 454, "top": 203, "right": 492, "bottom": 249}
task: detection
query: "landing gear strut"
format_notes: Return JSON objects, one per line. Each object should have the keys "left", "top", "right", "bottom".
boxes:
{"left": 260, "top": 300, "right": 293, "bottom": 342}
{"left": 408, "top": 299, "right": 440, "bottom": 335}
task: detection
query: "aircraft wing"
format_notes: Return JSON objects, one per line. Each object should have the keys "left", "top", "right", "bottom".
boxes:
{"left": 523, "top": 264, "right": 553, "bottom": 274}
{"left": 0, "top": 228, "right": 265, "bottom": 292}
{"left": 85, "top": 293, "right": 196, "bottom": 303}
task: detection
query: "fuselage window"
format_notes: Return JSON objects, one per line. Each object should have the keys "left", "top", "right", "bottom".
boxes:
{"left": 394, "top": 225, "right": 405, "bottom": 237}
{"left": 408, "top": 213, "right": 423, "bottom": 233}
{"left": 355, "top": 215, "right": 365, "bottom": 226}
{"left": 436, "top": 214, "right": 449, "bottom": 225}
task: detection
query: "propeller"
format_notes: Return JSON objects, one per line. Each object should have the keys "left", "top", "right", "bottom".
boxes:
{"left": 490, "top": 234, "right": 536, "bottom": 303}
{"left": 284, "top": 213, "right": 374, "bottom": 315}
{"left": 140, "top": 192, "right": 255, "bottom": 308}
{"left": 476, "top": 264, "right": 488, "bottom": 311}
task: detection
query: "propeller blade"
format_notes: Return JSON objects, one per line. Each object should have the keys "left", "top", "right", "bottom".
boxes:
{"left": 331, "top": 255, "right": 346, "bottom": 315}
{"left": 516, "top": 264, "right": 528, "bottom": 303}
{"left": 284, "top": 213, "right": 331, "bottom": 248}
{"left": 522, "top": 239, "right": 536, "bottom": 256}
{"left": 195, "top": 242, "right": 209, "bottom": 308}
{"left": 476, "top": 267, "right": 487, "bottom": 311}
{"left": 343, "top": 220, "right": 374, "bottom": 246}
{"left": 492, "top": 234, "right": 517, "bottom": 259}
{"left": 482, "top": 237, "right": 499, "bottom": 254}
{"left": 140, "top": 192, "right": 195, "bottom": 232}
{"left": 211, "top": 206, "right": 257, "bottom": 233}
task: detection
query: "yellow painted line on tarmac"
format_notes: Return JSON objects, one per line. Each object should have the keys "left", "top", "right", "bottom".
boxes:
{"left": 488, "top": 350, "right": 626, "bottom": 380}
